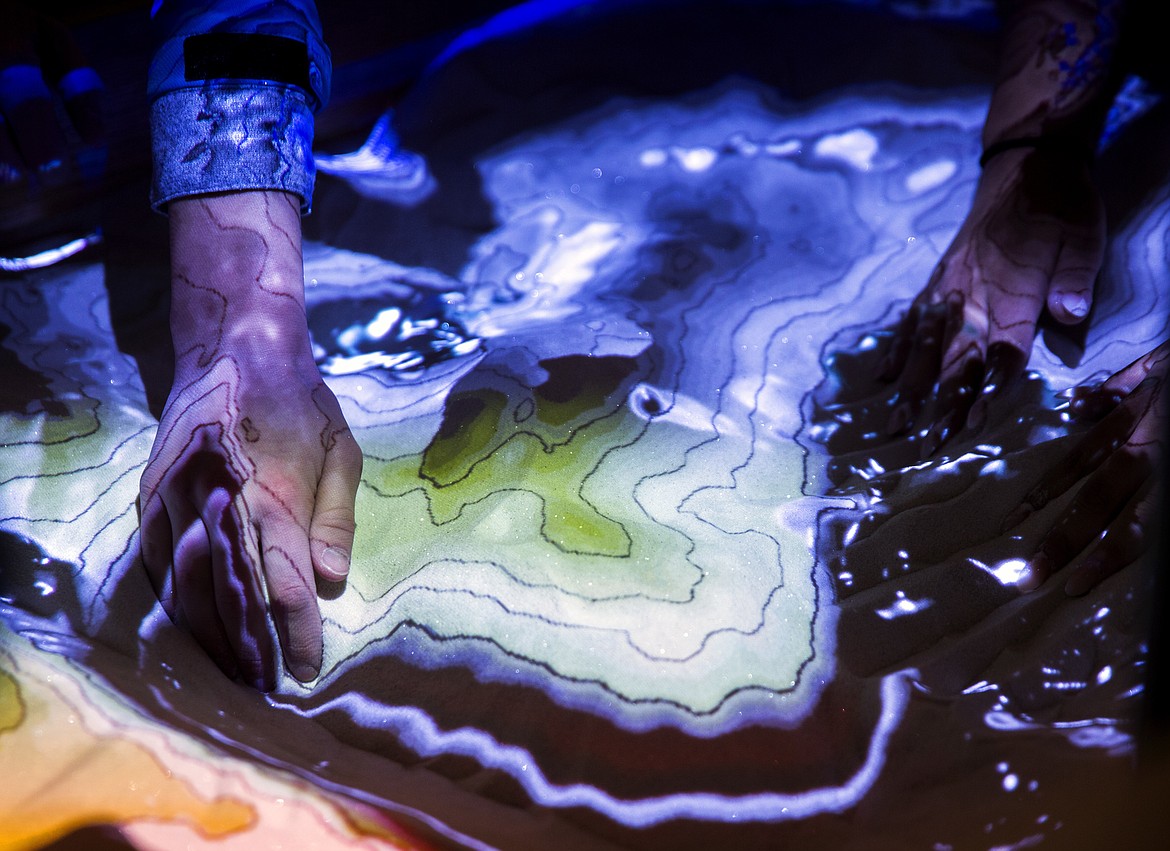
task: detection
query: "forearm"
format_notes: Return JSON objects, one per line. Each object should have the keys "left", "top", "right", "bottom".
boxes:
{"left": 168, "top": 190, "right": 311, "bottom": 372}
{"left": 983, "top": 0, "right": 1127, "bottom": 150}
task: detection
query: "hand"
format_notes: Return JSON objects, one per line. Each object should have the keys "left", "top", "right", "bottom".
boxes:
{"left": 0, "top": 4, "right": 105, "bottom": 185}
{"left": 1005, "top": 342, "right": 1167, "bottom": 595}
{"left": 880, "top": 146, "right": 1106, "bottom": 456}
{"left": 138, "top": 191, "right": 362, "bottom": 690}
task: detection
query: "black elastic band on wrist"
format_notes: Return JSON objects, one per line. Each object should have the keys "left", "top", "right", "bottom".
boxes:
{"left": 184, "top": 33, "right": 311, "bottom": 94}
{"left": 978, "top": 136, "right": 1092, "bottom": 169}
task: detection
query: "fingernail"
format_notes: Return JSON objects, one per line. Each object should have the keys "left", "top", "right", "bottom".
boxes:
{"left": 1016, "top": 564, "right": 1040, "bottom": 592}
{"left": 290, "top": 661, "right": 319, "bottom": 683}
{"left": 1019, "top": 555, "right": 1047, "bottom": 592}
{"left": 1060, "top": 293, "right": 1090, "bottom": 319}
{"left": 321, "top": 545, "right": 350, "bottom": 579}
{"left": 1064, "top": 564, "right": 1097, "bottom": 597}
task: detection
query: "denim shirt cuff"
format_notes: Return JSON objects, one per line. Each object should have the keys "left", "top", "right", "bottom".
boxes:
{"left": 149, "top": 82, "right": 316, "bottom": 213}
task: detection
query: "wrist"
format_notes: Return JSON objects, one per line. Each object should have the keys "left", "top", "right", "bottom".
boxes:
{"left": 168, "top": 190, "right": 309, "bottom": 364}
{"left": 171, "top": 299, "right": 313, "bottom": 369}
{"left": 981, "top": 0, "right": 1124, "bottom": 163}
{"left": 168, "top": 191, "right": 305, "bottom": 304}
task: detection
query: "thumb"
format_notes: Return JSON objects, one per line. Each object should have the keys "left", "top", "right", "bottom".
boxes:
{"left": 309, "top": 430, "right": 362, "bottom": 582}
{"left": 1046, "top": 230, "right": 1104, "bottom": 326}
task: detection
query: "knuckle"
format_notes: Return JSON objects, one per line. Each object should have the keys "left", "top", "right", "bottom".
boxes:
{"left": 251, "top": 494, "right": 302, "bottom": 529}
{"left": 266, "top": 570, "right": 315, "bottom": 618}
{"left": 335, "top": 434, "right": 364, "bottom": 468}
{"left": 313, "top": 503, "right": 357, "bottom": 532}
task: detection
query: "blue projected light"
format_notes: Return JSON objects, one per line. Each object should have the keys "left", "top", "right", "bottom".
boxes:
{"left": 0, "top": 1, "right": 1165, "bottom": 847}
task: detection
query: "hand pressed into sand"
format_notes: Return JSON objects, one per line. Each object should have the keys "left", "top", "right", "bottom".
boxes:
{"left": 880, "top": 147, "right": 1104, "bottom": 457}
{"left": 1004, "top": 342, "right": 1166, "bottom": 595}
{"left": 138, "top": 191, "right": 362, "bottom": 690}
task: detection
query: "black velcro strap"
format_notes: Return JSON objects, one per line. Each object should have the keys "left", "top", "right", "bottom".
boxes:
{"left": 184, "top": 32, "right": 311, "bottom": 92}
